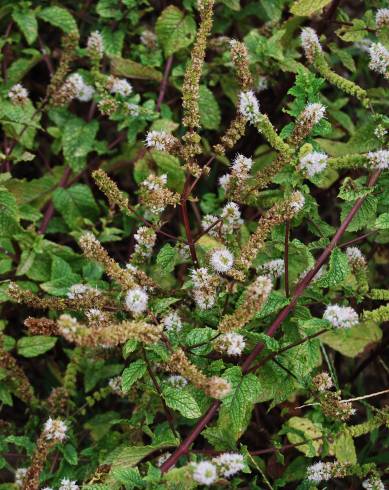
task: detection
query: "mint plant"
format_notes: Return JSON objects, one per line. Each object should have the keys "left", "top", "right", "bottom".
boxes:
{"left": 0, "top": 0, "right": 389, "bottom": 489}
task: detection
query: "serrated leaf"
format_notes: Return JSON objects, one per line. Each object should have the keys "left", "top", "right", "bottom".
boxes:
{"left": 38, "top": 7, "right": 78, "bottom": 33}
{"left": 315, "top": 248, "right": 350, "bottom": 288}
{"left": 121, "top": 360, "right": 147, "bottom": 392}
{"left": 375, "top": 213, "right": 389, "bottom": 230}
{"left": 254, "top": 291, "right": 289, "bottom": 319}
{"left": 156, "top": 6, "right": 196, "bottom": 56}
{"left": 290, "top": 0, "right": 332, "bottom": 16}
{"left": 62, "top": 118, "right": 99, "bottom": 172}
{"left": 111, "top": 57, "right": 162, "bottom": 81}
{"left": 340, "top": 195, "right": 377, "bottom": 232}
{"left": 162, "top": 386, "right": 202, "bottom": 419}
{"left": 199, "top": 85, "right": 221, "bottom": 130}
{"left": 62, "top": 443, "right": 78, "bottom": 465}
{"left": 52, "top": 184, "right": 99, "bottom": 230}
{"left": 332, "top": 432, "right": 357, "bottom": 464}
{"left": 101, "top": 28, "right": 124, "bottom": 56}
{"left": 12, "top": 10, "right": 38, "bottom": 45}
{"left": 17, "top": 336, "right": 57, "bottom": 357}
{"left": 286, "top": 417, "right": 322, "bottom": 456}
{"left": 122, "top": 339, "right": 138, "bottom": 359}
{"left": 156, "top": 244, "right": 177, "bottom": 273}
{"left": 321, "top": 321, "right": 382, "bottom": 358}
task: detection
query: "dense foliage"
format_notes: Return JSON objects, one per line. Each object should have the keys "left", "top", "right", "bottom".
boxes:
{"left": 0, "top": 0, "right": 389, "bottom": 488}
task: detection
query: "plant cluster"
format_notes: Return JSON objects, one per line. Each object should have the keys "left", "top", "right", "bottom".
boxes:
{"left": 0, "top": 0, "right": 388, "bottom": 489}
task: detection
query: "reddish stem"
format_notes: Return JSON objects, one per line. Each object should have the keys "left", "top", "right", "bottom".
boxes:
{"left": 157, "top": 56, "right": 173, "bottom": 112}
{"left": 160, "top": 169, "right": 381, "bottom": 473}
{"left": 284, "top": 220, "right": 290, "bottom": 297}
{"left": 180, "top": 178, "right": 198, "bottom": 266}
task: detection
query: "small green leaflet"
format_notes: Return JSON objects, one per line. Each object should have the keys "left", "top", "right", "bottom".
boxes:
{"left": 162, "top": 386, "right": 202, "bottom": 419}
{"left": 17, "top": 336, "right": 57, "bottom": 357}
{"left": 155, "top": 6, "right": 196, "bottom": 56}
{"left": 290, "top": 0, "right": 332, "bottom": 16}
{"left": 315, "top": 248, "right": 350, "bottom": 288}
{"left": 121, "top": 360, "right": 147, "bottom": 392}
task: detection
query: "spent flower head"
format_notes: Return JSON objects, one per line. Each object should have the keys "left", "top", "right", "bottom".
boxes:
{"left": 300, "top": 27, "right": 322, "bottom": 63}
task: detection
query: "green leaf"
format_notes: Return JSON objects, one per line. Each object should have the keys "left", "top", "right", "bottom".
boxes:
{"left": 104, "top": 442, "right": 176, "bottom": 470}
{"left": 375, "top": 213, "right": 389, "bottom": 230}
{"left": 62, "top": 118, "right": 99, "bottom": 172}
{"left": 121, "top": 360, "right": 147, "bottom": 392}
{"left": 285, "top": 417, "right": 322, "bottom": 456}
{"left": 290, "top": 0, "right": 332, "bottom": 16}
{"left": 162, "top": 386, "right": 202, "bottom": 419}
{"left": 52, "top": 184, "right": 99, "bottom": 229}
{"left": 198, "top": 86, "right": 221, "bottom": 130}
{"left": 101, "top": 28, "right": 124, "bottom": 57}
{"left": 0, "top": 188, "right": 19, "bottom": 236}
{"left": 17, "top": 336, "right": 57, "bottom": 357}
{"left": 254, "top": 291, "right": 289, "bottom": 319}
{"left": 151, "top": 151, "right": 185, "bottom": 192}
{"left": 321, "top": 321, "right": 382, "bottom": 358}
{"left": 62, "top": 443, "right": 78, "bottom": 465}
{"left": 315, "top": 248, "right": 350, "bottom": 288}
{"left": 155, "top": 6, "right": 196, "bottom": 56}
{"left": 156, "top": 244, "right": 178, "bottom": 273}
{"left": 340, "top": 195, "right": 377, "bottom": 232}
{"left": 332, "top": 432, "right": 357, "bottom": 465}
{"left": 111, "top": 57, "right": 162, "bottom": 82}
{"left": 38, "top": 7, "right": 78, "bottom": 33}
{"left": 122, "top": 339, "right": 138, "bottom": 359}
{"left": 12, "top": 10, "right": 38, "bottom": 45}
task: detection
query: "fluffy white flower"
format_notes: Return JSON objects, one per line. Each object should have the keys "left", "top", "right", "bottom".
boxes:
{"left": 162, "top": 311, "right": 182, "bottom": 332}
{"left": 15, "top": 468, "right": 27, "bottom": 488}
{"left": 346, "top": 246, "right": 366, "bottom": 267}
{"left": 306, "top": 461, "right": 332, "bottom": 482}
{"left": 260, "top": 259, "right": 285, "bottom": 277}
{"left": 219, "top": 174, "right": 231, "bottom": 190}
{"left": 323, "top": 304, "right": 359, "bottom": 329}
{"left": 167, "top": 374, "right": 188, "bottom": 388}
{"left": 367, "top": 149, "right": 389, "bottom": 169}
{"left": 369, "top": 42, "right": 389, "bottom": 76}
{"left": 67, "top": 74, "right": 95, "bottom": 102}
{"left": 43, "top": 417, "right": 68, "bottom": 442}
{"left": 222, "top": 202, "right": 242, "bottom": 226}
{"left": 87, "top": 31, "right": 104, "bottom": 57}
{"left": 67, "top": 283, "right": 98, "bottom": 299}
{"left": 108, "top": 76, "right": 132, "bottom": 96}
{"left": 238, "top": 90, "right": 261, "bottom": 124}
{"left": 289, "top": 191, "right": 305, "bottom": 213}
{"left": 376, "top": 8, "right": 389, "bottom": 28}
{"left": 216, "top": 332, "right": 246, "bottom": 356}
{"left": 109, "top": 376, "right": 123, "bottom": 395}
{"left": 145, "top": 130, "right": 176, "bottom": 151}
{"left": 299, "top": 151, "right": 328, "bottom": 177}
{"left": 192, "top": 461, "right": 218, "bottom": 486}
{"left": 8, "top": 84, "right": 29, "bottom": 104}
{"left": 210, "top": 248, "right": 234, "bottom": 273}
{"left": 212, "top": 452, "right": 244, "bottom": 478}
{"left": 191, "top": 267, "right": 218, "bottom": 309}
{"left": 362, "top": 476, "right": 385, "bottom": 490}
{"left": 300, "top": 27, "right": 322, "bottom": 63}
{"left": 303, "top": 103, "right": 326, "bottom": 124}
{"left": 59, "top": 479, "right": 80, "bottom": 490}
{"left": 134, "top": 226, "right": 156, "bottom": 258}
{"left": 125, "top": 287, "right": 149, "bottom": 314}
{"left": 86, "top": 308, "right": 105, "bottom": 322}
{"left": 232, "top": 154, "right": 253, "bottom": 175}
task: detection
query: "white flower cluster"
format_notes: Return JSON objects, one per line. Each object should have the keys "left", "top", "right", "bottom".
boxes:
{"left": 259, "top": 258, "right": 285, "bottom": 278}
{"left": 67, "top": 73, "right": 95, "bottom": 102}
{"left": 238, "top": 90, "right": 261, "bottom": 124}
{"left": 87, "top": 31, "right": 104, "bottom": 57}
{"left": 162, "top": 311, "right": 183, "bottom": 332}
{"left": 219, "top": 154, "right": 253, "bottom": 191}
{"left": 323, "top": 304, "right": 359, "bottom": 329}
{"left": 59, "top": 479, "right": 80, "bottom": 490}
{"left": 202, "top": 202, "right": 243, "bottom": 239}
{"left": 302, "top": 102, "right": 326, "bottom": 124}
{"left": 299, "top": 151, "right": 328, "bottom": 177}
{"left": 250, "top": 274, "right": 273, "bottom": 298}
{"left": 289, "top": 191, "right": 305, "bottom": 213}
{"left": 215, "top": 332, "right": 246, "bottom": 356}
{"left": 8, "top": 83, "right": 29, "bottom": 105}
{"left": 368, "top": 43, "right": 389, "bottom": 77}
{"left": 145, "top": 130, "right": 176, "bottom": 151}
{"left": 300, "top": 27, "right": 322, "bottom": 63}
{"left": 140, "top": 174, "right": 169, "bottom": 214}
{"left": 191, "top": 267, "right": 218, "bottom": 310}
{"left": 346, "top": 246, "right": 366, "bottom": 268}
{"left": 125, "top": 286, "right": 149, "bottom": 314}
{"left": 15, "top": 468, "right": 27, "bottom": 488}
{"left": 192, "top": 453, "right": 244, "bottom": 486}
{"left": 108, "top": 376, "right": 123, "bottom": 395}
{"left": 57, "top": 314, "right": 78, "bottom": 337}
{"left": 140, "top": 29, "right": 157, "bottom": 49}
{"left": 86, "top": 308, "right": 105, "bottom": 323}
{"left": 306, "top": 461, "right": 333, "bottom": 482}
{"left": 67, "top": 283, "right": 99, "bottom": 299}
{"left": 374, "top": 125, "right": 387, "bottom": 140}
{"left": 368, "top": 149, "right": 389, "bottom": 169}
{"left": 362, "top": 475, "right": 385, "bottom": 490}
{"left": 376, "top": 8, "right": 389, "bottom": 28}
{"left": 107, "top": 75, "right": 133, "bottom": 97}
{"left": 167, "top": 374, "right": 188, "bottom": 388}
{"left": 134, "top": 226, "right": 156, "bottom": 259}
{"left": 43, "top": 417, "right": 68, "bottom": 442}
{"left": 210, "top": 248, "right": 234, "bottom": 273}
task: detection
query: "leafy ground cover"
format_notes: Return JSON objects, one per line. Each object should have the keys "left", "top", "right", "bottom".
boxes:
{"left": 0, "top": 0, "right": 388, "bottom": 488}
